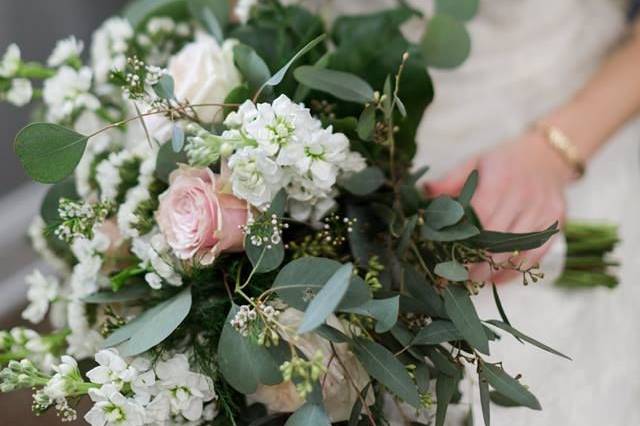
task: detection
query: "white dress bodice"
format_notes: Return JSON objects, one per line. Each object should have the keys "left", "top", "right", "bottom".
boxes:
{"left": 324, "top": 1, "right": 640, "bottom": 425}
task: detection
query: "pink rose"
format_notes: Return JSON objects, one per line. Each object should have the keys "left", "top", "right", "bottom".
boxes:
{"left": 156, "top": 165, "right": 248, "bottom": 264}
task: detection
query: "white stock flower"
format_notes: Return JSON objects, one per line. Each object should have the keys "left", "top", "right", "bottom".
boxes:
{"left": 96, "top": 150, "right": 137, "bottom": 202}
{"left": 146, "top": 354, "right": 216, "bottom": 423}
{"left": 234, "top": 0, "right": 258, "bottom": 24}
{"left": 66, "top": 301, "right": 104, "bottom": 358}
{"left": 117, "top": 157, "right": 156, "bottom": 238}
{"left": 48, "top": 36, "right": 84, "bottom": 67}
{"left": 87, "top": 350, "right": 155, "bottom": 405}
{"left": 91, "top": 17, "right": 134, "bottom": 86}
{"left": 6, "top": 78, "right": 32, "bottom": 106}
{"left": 43, "top": 356, "right": 80, "bottom": 400}
{"left": 228, "top": 147, "right": 283, "bottom": 208}
{"left": 28, "top": 216, "right": 69, "bottom": 274}
{"left": 131, "top": 233, "right": 183, "bottom": 288}
{"left": 43, "top": 66, "right": 99, "bottom": 123}
{"left": 0, "top": 43, "right": 21, "bottom": 77}
{"left": 85, "top": 384, "right": 146, "bottom": 426}
{"left": 21, "top": 269, "right": 60, "bottom": 324}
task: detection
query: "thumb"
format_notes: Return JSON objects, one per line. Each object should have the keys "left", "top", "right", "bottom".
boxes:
{"left": 424, "top": 159, "right": 478, "bottom": 197}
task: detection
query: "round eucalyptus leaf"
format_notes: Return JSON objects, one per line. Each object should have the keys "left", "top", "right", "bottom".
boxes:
{"left": 420, "top": 14, "right": 471, "bottom": 69}
{"left": 15, "top": 123, "right": 89, "bottom": 184}
{"left": 436, "top": 0, "right": 480, "bottom": 21}
{"left": 41, "top": 178, "right": 78, "bottom": 225}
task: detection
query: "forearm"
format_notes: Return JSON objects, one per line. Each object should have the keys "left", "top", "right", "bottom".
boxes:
{"left": 541, "top": 18, "right": 640, "bottom": 162}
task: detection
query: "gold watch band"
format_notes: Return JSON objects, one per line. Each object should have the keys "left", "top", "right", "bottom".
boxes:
{"left": 535, "top": 123, "right": 585, "bottom": 178}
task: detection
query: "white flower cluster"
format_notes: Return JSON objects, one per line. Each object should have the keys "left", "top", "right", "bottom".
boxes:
{"left": 117, "top": 156, "right": 157, "bottom": 239}
{"left": 48, "top": 36, "right": 84, "bottom": 67}
{"left": 0, "top": 328, "right": 58, "bottom": 373}
{"left": 22, "top": 270, "right": 60, "bottom": 324}
{"left": 84, "top": 350, "right": 217, "bottom": 426}
{"left": 43, "top": 66, "right": 100, "bottom": 123}
{"left": 96, "top": 150, "right": 139, "bottom": 202}
{"left": 224, "top": 95, "right": 367, "bottom": 220}
{"left": 0, "top": 43, "right": 32, "bottom": 106}
{"left": 231, "top": 303, "right": 281, "bottom": 346}
{"left": 132, "top": 233, "right": 183, "bottom": 289}
{"left": 91, "top": 17, "right": 134, "bottom": 87}
{"left": 136, "top": 17, "right": 192, "bottom": 66}
{"left": 28, "top": 216, "right": 69, "bottom": 274}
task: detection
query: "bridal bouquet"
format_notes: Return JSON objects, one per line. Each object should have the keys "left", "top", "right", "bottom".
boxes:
{"left": 0, "top": 1, "right": 570, "bottom": 425}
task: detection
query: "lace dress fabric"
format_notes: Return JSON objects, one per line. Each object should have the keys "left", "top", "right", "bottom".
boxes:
{"left": 325, "top": 0, "right": 640, "bottom": 424}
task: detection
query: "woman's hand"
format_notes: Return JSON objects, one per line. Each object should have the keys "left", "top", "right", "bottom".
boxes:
{"left": 425, "top": 131, "right": 573, "bottom": 283}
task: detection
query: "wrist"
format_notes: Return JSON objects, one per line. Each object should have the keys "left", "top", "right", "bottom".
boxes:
{"left": 519, "top": 130, "right": 575, "bottom": 185}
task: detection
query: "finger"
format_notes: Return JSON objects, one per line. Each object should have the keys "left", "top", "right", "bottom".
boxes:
{"left": 424, "top": 159, "right": 477, "bottom": 197}
{"left": 483, "top": 192, "right": 524, "bottom": 232}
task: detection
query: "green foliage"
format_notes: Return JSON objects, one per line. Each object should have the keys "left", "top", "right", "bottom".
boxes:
{"left": 413, "top": 320, "right": 462, "bottom": 346}
{"left": 480, "top": 363, "right": 541, "bottom": 410}
{"left": 83, "top": 283, "right": 151, "bottom": 304}
{"left": 244, "top": 191, "right": 286, "bottom": 273}
{"left": 434, "top": 260, "right": 469, "bottom": 282}
{"left": 15, "top": 123, "right": 89, "bottom": 183}
{"left": 153, "top": 74, "right": 176, "bottom": 101}
{"left": 352, "top": 339, "right": 421, "bottom": 408}
{"left": 339, "top": 166, "right": 386, "bottom": 196}
{"left": 486, "top": 320, "right": 571, "bottom": 360}
{"left": 155, "top": 139, "right": 188, "bottom": 183}
{"left": 443, "top": 285, "right": 490, "bottom": 354}
{"left": 233, "top": 43, "right": 271, "bottom": 93}
{"left": 272, "top": 257, "right": 371, "bottom": 311}
{"left": 217, "top": 305, "right": 284, "bottom": 394}
{"left": 469, "top": 223, "right": 559, "bottom": 253}
{"left": 123, "top": 0, "right": 189, "bottom": 29}
{"left": 103, "top": 288, "right": 192, "bottom": 356}
{"left": 298, "top": 263, "right": 353, "bottom": 334}
{"left": 40, "top": 178, "right": 78, "bottom": 225}
{"left": 285, "top": 403, "right": 331, "bottom": 426}
{"left": 425, "top": 196, "right": 465, "bottom": 230}
{"left": 187, "top": 0, "right": 228, "bottom": 41}
{"left": 421, "top": 14, "right": 472, "bottom": 69}
{"left": 435, "top": 373, "right": 459, "bottom": 426}
{"left": 436, "top": 0, "right": 480, "bottom": 21}
{"left": 342, "top": 296, "right": 400, "bottom": 333}
{"left": 293, "top": 66, "right": 375, "bottom": 104}
{"left": 171, "top": 123, "right": 184, "bottom": 153}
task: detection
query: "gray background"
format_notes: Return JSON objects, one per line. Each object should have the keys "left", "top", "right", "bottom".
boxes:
{"left": 0, "top": 0, "right": 128, "bottom": 197}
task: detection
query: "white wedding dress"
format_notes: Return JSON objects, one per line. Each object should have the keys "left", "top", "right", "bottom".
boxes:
{"left": 325, "top": 0, "right": 640, "bottom": 424}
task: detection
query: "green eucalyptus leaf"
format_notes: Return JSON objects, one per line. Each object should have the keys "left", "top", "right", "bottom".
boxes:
{"left": 480, "top": 363, "right": 541, "bottom": 410}
{"left": 357, "top": 104, "right": 376, "bottom": 141}
{"left": 294, "top": 66, "right": 375, "bottom": 104}
{"left": 259, "top": 34, "right": 326, "bottom": 93}
{"left": 155, "top": 139, "right": 188, "bottom": 183}
{"left": 421, "top": 220, "right": 480, "bottom": 242}
{"left": 426, "top": 347, "right": 462, "bottom": 377}
{"left": 124, "top": 0, "right": 188, "bottom": 28}
{"left": 285, "top": 403, "right": 331, "bottom": 426}
{"left": 352, "top": 339, "right": 421, "bottom": 408}
{"left": 436, "top": 0, "right": 480, "bottom": 21}
{"left": 340, "top": 167, "right": 386, "bottom": 196}
{"left": 435, "top": 373, "right": 458, "bottom": 426}
{"left": 425, "top": 196, "right": 465, "bottom": 230}
{"left": 171, "top": 124, "right": 184, "bottom": 153}
{"left": 153, "top": 74, "right": 176, "bottom": 100}
{"left": 415, "top": 363, "right": 431, "bottom": 393}
{"left": 348, "top": 384, "right": 370, "bottom": 426}
{"left": 84, "top": 284, "right": 151, "bottom": 304}
{"left": 103, "top": 288, "right": 192, "bottom": 356}
{"left": 273, "top": 257, "right": 371, "bottom": 311}
{"left": 421, "top": 14, "right": 471, "bottom": 69}
{"left": 490, "top": 391, "right": 521, "bottom": 407}
{"left": 224, "top": 84, "right": 251, "bottom": 117}
{"left": 187, "top": 0, "right": 228, "bottom": 41}
{"left": 298, "top": 263, "right": 353, "bottom": 334}
{"left": 218, "top": 305, "right": 283, "bottom": 394}
{"left": 315, "top": 324, "right": 350, "bottom": 344}
{"left": 233, "top": 44, "right": 271, "bottom": 92}
{"left": 413, "top": 320, "right": 462, "bottom": 346}
{"left": 396, "top": 215, "right": 418, "bottom": 257}
{"left": 479, "top": 374, "right": 491, "bottom": 426}
{"left": 403, "top": 266, "right": 447, "bottom": 318}
{"left": 342, "top": 296, "right": 399, "bottom": 333}
{"left": 434, "top": 260, "right": 468, "bottom": 282}
{"left": 469, "top": 223, "right": 559, "bottom": 253}
{"left": 458, "top": 170, "right": 479, "bottom": 206}
{"left": 443, "top": 285, "right": 490, "bottom": 354}
{"left": 41, "top": 177, "right": 78, "bottom": 224}
{"left": 15, "top": 123, "right": 89, "bottom": 184}
{"left": 245, "top": 239, "right": 285, "bottom": 274}
{"left": 486, "top": 320, "right": 571, "bottom": 360}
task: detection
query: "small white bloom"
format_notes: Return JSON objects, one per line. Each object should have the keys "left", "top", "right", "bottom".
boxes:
{"left": 91, "top": 17, "right": 134, "bottom": 86}
{"left": 48, "top": 36, "right": 84, "bottom": 67}
{"left": 43, "top": 66, "right": 99, "bottom": 123}
{"left": 87, "top": 349, "right": 137, "bottom": 389}
{"left": 85, "top": 384, "right": 146, "bottom": 426}
{"left": 21, "top": 269, "right": 60, "bottom": 324}
{"left": 228, "top": 147, "right": 284, "bottom": 208}
{"left": 147, "top": 354, "right": 216, "bottom": 423}
{"left": 235, "top": 0, "right": 258, "bottom": 24}
{"left": 0, "top": 43, "right": 21, "bottom": 77}
{"left": 44, "top": 356, "right": 80, "bottom": 400}
{"left": 147, "top": 17, "right": 176, "bottom": 35}
{"left": 6, "top": 78, "right": 32, "bottom": 106}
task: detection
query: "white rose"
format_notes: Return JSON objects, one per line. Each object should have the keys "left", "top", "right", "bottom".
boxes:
{"left": 147, "top": 32, "right": 242, "bottom": 143}
{"left": 249, "top": 308, "right": 374, "bottom": 422}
